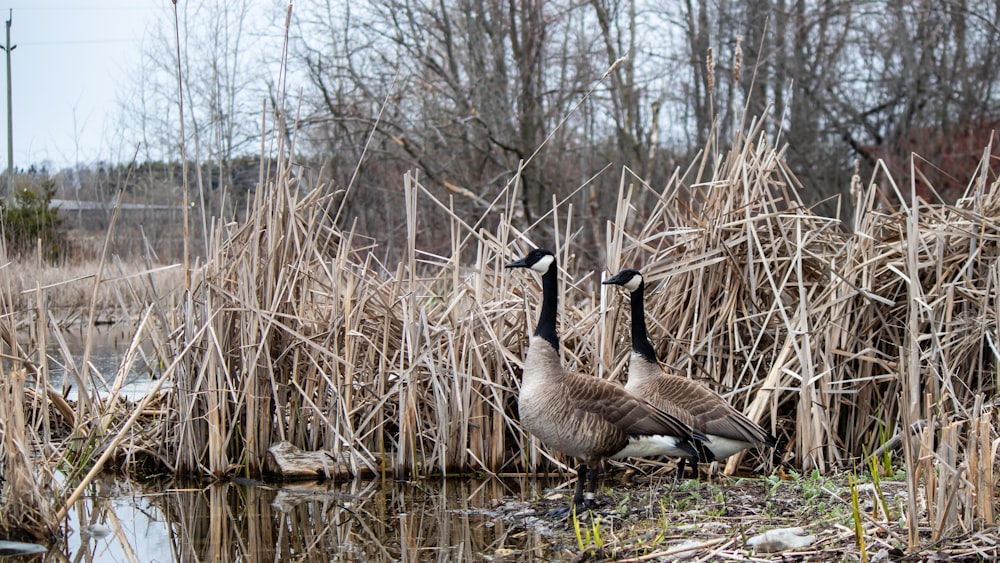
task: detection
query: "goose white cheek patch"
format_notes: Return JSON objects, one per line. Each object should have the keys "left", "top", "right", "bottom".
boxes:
{"left": 531, "top": 254, "right": 555, "bottom": 273}
{"left": 623, "top": 275, "right": 643, "bottom": 292}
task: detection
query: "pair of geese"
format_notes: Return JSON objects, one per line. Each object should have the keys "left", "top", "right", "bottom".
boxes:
{"left": 507, "top": 248, "right": 779, "bottom": 510}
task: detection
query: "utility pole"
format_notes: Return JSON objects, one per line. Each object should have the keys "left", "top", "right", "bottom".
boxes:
{"left": 0, "top": 10, "right": 13, "bottom": 198}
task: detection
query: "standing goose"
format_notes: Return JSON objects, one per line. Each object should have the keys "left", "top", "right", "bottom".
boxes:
{"left": 506, "top": 248, "right": 703, "bottom": 510}
{"left": 603, "top": 268, "right": 780, "bottom": 478}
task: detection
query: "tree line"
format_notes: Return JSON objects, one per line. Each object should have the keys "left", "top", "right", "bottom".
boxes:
{"left": 99, "top": 1, "right": 1000, "bottom": 263}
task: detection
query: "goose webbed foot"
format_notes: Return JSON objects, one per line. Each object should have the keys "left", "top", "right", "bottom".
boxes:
{"left": 554, "top": 463, "right": 599, "bottom": 520}
{"left": 546, "top": 504, "right": 572, "bottom": 519}
{"left": 546, "top": 499, "right": 594, "bottom": 520}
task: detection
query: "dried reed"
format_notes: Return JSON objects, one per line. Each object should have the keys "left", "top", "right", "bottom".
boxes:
{"left": 0, "top": 206, "right": 182, "bottom": 538}
{"left": 0, "top": 253, "right": 59, "bottom": 539}
{"left": 600, "top": 122, "right": 1000, "bottom": 547}
{"left": 0, "top": 367, "right": 58, "bottom": 540}
{"left": 0, "top": 260, "right": 184, "bottom": 323}
{"left": 2, "top": 98, "right": 999, "bottom": 554}
{"left": 113, "top": 111, "right": 996, "bottom": 554}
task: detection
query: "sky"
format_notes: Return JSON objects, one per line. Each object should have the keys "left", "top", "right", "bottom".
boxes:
{"left": 5, "top": 1, "right": 159, "bottom": 171}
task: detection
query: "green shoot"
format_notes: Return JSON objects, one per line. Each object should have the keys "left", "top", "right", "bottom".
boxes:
{"left": 849, "top": 472, "right": 868, "bottom": 563}
{"left": 570, "top": 505, "right": 603, "bottom": 556}
{"left": 571, "top": 505, "right": 587, "bottom": 553}
{"left": 591, "top": 515, "right": 603, "bottom": 549}
{"left": 876, "top": 413, "right": 894, "bottom": 472}
{"left": 867, "top": 451, "right": 892, "bottom": 521}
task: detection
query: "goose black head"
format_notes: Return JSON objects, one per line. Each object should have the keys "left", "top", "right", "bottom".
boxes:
{"left": 505, "top": 248, "right": 556, "bottom": 274}
{"left": 603, "top": 268, "right": 644, "bottom": 293}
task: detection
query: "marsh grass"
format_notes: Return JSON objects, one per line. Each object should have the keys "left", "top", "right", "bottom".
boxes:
{"left": 0, "top": 368, "right": 58, "bottom": 540}
{"left": 0, "top": 201, "right": 184, "bottom": 538}
{"left": 125, "top": 112, "right": 996, "bottom": 552}
{"left": 1, "top": 104, "right": 999, "bottom": 554}
{"left": 0, "top": 259, "right": 184, "bottom": 324}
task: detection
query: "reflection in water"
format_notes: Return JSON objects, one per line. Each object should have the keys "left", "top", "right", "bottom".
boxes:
{"left": 57, "top": 475, "right": 561, "bottom": 561}
{"left": 38, "top": 324, "right": 161, "bottom": 402}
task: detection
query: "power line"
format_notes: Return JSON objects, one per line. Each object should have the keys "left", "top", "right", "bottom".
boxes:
{"left": 20, "top": 38, "right": 140, "bottom": 46}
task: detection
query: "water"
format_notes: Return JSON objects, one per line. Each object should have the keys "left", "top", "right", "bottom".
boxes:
{"left": 37, "top": 324, "right": 162, "bottom": 402}
{"left": 45, "top": 475, "right": 560, "bottom": 561}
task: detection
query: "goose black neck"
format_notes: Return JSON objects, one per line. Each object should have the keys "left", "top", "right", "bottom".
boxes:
{"left": 534, "top": 263, "right": 560, "bottom": 352}
{"left": 629, "top": 283, "right": 657, "bottom": 363}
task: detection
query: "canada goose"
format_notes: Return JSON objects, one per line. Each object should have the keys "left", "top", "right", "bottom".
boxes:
{"left": 603, "top": 268, "right": 780, "bottom": 478}
{"left": 506, "top": 248, "right": 703, "bottom": 509}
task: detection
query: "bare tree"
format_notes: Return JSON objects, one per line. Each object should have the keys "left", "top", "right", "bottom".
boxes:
{"left": 104, "top": 0, "right": 1000, "bottom": 260}
{"left": 294, "top": 0, "right": 611, "bottom": 256}
{"left": 115, "top": 0, "right": 274, "bottom": 253}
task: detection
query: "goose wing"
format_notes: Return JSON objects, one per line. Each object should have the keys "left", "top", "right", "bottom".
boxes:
{"left": 641, "top": 372, "right": 775, "bottom": 445}
{"left": 562, "top": 372, "right": 699, "bottom": 441}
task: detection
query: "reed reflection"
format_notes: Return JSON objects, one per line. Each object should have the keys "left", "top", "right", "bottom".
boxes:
{"left": 74, "top": 476, "right": 558, "bottom": 561}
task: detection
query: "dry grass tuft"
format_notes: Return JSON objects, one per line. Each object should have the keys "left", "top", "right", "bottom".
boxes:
{"left": 0, "top": 258, "right": 61, "bottom": 540}
{"left": 0, "top": 259, "right": 185, "bottom": 324}
{"left": 0, "top": 367, "right": 58, "bottom": 541}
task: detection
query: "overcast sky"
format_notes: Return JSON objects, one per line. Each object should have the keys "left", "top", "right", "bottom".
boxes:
{"left": 6, "top": 1, "right": 158, "bottom": 171}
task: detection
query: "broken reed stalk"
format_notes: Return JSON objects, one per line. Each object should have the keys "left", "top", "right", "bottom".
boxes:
{"left": 77, "top": 156, "right": 133, "bottom": 425}
{"left": 55, "top": 319, "right": 211, "bottom": 523}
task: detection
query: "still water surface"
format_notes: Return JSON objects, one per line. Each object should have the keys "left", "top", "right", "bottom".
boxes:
{"left": 40, "top": 324, "right": 162, "bottom": 402}
{"left": 51, "top": 475, "right": 559, "bottom": 562}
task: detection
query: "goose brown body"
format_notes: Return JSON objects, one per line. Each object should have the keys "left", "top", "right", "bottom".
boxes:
{"left": 604, "top": 268, "right": 779, "bottom": 471}
{"left": 507, "top": 249, "right": 702, "bottom": 509}
{"left": 626, "top": 356, "right": 775, "bottom": 458}
{"left": 518, "top": 337, "right": 696, "bottom": 465}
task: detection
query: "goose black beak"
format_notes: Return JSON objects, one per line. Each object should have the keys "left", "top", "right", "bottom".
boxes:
{"left": 602, "top": 272, "right": 626, "bottom": 285}
{"left": 505, "top": 257, "right": 529, "bottom": 269}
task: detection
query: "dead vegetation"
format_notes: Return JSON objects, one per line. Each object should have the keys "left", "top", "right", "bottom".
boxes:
{"left": 175, "top": 112, "right": 1000, "bottom": 551}
{"left": 0, "top": 113, "right": 997, "bottom": 557}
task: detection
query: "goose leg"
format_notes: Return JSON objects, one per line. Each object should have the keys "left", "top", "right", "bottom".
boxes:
{"left": 572, "top": 463, "right": 588, "bottom": 507}
{"left": 674, "top": 457, "right": 687, "bottom": 485}
{"left": 583, "top": 466, "right": 599, "bottom": 508}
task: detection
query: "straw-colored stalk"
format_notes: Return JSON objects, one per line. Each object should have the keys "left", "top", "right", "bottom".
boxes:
{"left": 125, "top": 111, "right": 999, "bottom": 514}
{"left": 599, "top": 122, "right": 1000, "bottom": 548}
{"left": 0, "top": 368, "right": 58, "bottom": 540}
